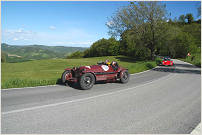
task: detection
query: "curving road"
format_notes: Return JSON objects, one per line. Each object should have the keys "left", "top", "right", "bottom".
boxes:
{"left": 1, "top": 59, "right": 201, "bottom": 134}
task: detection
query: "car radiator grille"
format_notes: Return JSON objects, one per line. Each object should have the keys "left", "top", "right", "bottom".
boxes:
{"left": 71, "top": 70, "right": 80, "bottom": 78}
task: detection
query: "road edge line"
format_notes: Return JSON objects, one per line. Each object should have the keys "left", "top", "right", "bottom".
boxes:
{"left": 1, "top": 85, "right": 58, "bottom": 91}
{"left": 130, "top": 66, "right": 159, "bottom": 75}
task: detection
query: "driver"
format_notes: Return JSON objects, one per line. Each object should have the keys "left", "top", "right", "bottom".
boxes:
{"left": 111, "top": 61, "right": 118, "bottom": 71}
{"left": 105, "top": 59, "right": 111, "bottom": 66}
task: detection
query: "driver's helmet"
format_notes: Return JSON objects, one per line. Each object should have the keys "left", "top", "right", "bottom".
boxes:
{"left": 112, "top": 61, "right": 116, "bottom": 65}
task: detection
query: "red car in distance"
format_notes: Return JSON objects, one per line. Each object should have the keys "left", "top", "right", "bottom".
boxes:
{"left": 161, "top": 57, "right": 174, "bottom": 66}
{"left": 61, "top": 61, "right": 130, "bottom": 90}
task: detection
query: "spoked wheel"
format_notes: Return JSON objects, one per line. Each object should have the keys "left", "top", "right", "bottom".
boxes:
{"left": 120, "top": 70, "right": 130, "bottom": 83}
{"left": 79, "top": 73, "right": 95, "bottom": 90}
{"left": 61, "top": 70, "right": 74, "bottom": 87}
{"left": 84, "top": 77, "right": 92, "bottom": 85}
{"left": 61, "top": 70, "right": 71, "bottom": 84}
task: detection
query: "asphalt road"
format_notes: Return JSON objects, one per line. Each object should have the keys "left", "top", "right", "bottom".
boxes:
{"left": 1, "top": 59, "right": 201, "bottom": 134}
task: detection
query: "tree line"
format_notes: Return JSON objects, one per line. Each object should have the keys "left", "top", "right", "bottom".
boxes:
{"left": 67, "top": 1, "right": 200, "bottom": 61}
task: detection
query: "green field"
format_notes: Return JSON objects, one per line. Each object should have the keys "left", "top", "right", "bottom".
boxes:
{"left": 1, "top": 56, "right": 157, "bottom": 89}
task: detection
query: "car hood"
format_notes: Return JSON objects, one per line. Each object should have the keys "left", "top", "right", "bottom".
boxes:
{"left": 77, "top": 65, "right": 105, "bottom": 72}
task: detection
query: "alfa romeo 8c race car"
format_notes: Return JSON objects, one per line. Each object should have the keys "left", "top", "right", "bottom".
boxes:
{"left": 61, "top": 61, "right": 130, "bottom": 90}
{"left": 160, "top": 56, "right": 174, "bottom": 66}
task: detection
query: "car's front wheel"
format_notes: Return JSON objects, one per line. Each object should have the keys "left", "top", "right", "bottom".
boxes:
{"left": 120, "top": 70, "right": 130, "bottom": 83}
{"left": 79, "top": 73, "right": 95, "bottom": 90}
{"left": 61, "top": 70, "right": 71, "bottom": 84}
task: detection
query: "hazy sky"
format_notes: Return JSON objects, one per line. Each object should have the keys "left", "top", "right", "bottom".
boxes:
{"left": 2, "top": 1, "right": 200, "bottom": 47}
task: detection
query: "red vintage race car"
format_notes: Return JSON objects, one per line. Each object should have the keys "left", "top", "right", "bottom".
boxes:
{"left": 160, "top": 57, "right": 174, "bottom": 66}
{"left": 61, "top": 61, "right": 130, "bottom": 90}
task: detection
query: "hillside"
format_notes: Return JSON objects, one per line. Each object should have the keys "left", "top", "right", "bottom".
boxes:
{"left": 1, "top": 43, "right": 87, "bottom": 62}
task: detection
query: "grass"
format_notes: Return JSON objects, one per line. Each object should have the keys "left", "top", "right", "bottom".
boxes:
{"left": 179, "top": 52, "right": 201, "bottom": 67}
{"left": 2, "top": 79, "right": 56, "bottom": 89}
{"left": 1, "top": 56, "right": 157, "bottom": 89}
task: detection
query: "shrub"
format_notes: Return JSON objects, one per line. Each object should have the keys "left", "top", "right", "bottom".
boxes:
{"left": 155, "top": 57, "right": 162, "bottom": 65}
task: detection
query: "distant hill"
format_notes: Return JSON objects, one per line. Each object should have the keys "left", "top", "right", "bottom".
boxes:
{"left": 1, "top": 43, "right": 87, "bottom": 63}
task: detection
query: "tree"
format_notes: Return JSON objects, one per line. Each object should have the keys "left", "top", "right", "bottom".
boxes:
{"left": 107, "top": 37, "right": 120, "bottom": 56}
{"left": 185, "top": 13, "right": 194, "bottom": 24}
{"left": 83, "top": 37, "right": 120, "bottom": 57}
{"left": 107, "top": 1, "right": 168, "bottom": 60}
{"left": 157, "top": 23, "right": 181, "bottom": 58}
{"left": 182, "top": 23, "right": 201, "bottom": 47}
{"left": 173, "top": 32, "right": 196, "bottom": 58}
{"left": 120, "top": 29, "right": 150, "bottom": 60}
{"left": 179, "top": 15, "right": 186, "bottom": 24}
{"left": 157, "top": 24, "right": 198, "bottom": 58}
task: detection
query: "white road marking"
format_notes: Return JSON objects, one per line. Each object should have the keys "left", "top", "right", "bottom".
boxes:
{"left": 130, "top": 66, "right": 159, "bottom": 75}
{"left": 1, "top": 85, "right": 58, "bottom": 91}
{"left": 2, "top": 73, "right": 174, "bottom": 115}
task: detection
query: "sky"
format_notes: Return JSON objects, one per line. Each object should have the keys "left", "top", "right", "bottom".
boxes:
{"left": 1, "top": 1, "right": 201, "bottom": 47}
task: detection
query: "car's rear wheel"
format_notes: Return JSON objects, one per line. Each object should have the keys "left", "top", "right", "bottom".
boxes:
{"left": 120, "top": 70, "right": 130, "bottom": 83}
{"left": 79, "top": 73, "right": 95, "bottom": 90}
